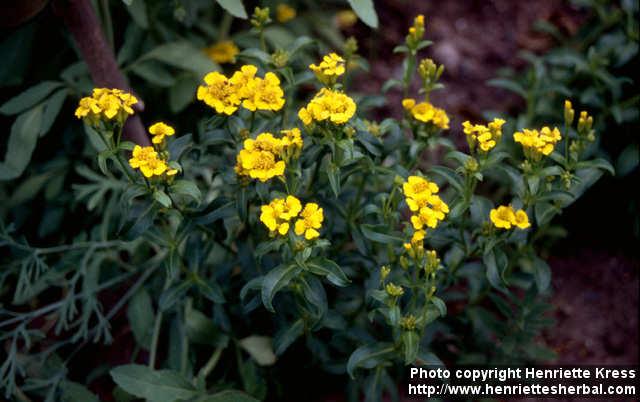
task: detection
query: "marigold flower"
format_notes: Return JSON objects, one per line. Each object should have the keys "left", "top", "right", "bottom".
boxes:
{"left": 197, "top": 71, "right": 240, "bottom": 115}
{"left": 280, "top": 128, "right": 303, "bottom": 160}
{"left": 128, "top": 145, "right": 177, "bottom": 179}
{"left": 204, "top": 40, "right": 239, "bottom": 64}
{"left": 230, "top": 65, "right": 259, "bottom": 99}
{"left": 513, "top": 126, "right": 562, "bottom": 160}
{"left": 276, "top": 4, "right": 296, "bottom": 23}
{"left": 310, "top": 53, "right": 346, "bottom": 85}
{"left": 403, "top": 175, "right": 448, "bottom": 234}
{"left": 490, "top": 205, "right": 530, "bottom": 230}
{"left": 241, "top": 72, "right": 286, "bottom": 112}
{"left": 75, "top": 88, "right": 138, "bottom": 124}
{"left": 235, "top": 132, "right": 287, "bottom": 182}
{"left": 149, "top": 122, "right": 175, "bottom": 144}
{"left": 402, "top": 98, "right": 449, "bottom": 129}
{"left": 260, "top": 196, "right": 302, "bottom": 235}
{"left": 298, "top": 88, "right": 356, "bottom": 126}
{"left": 462, "top": 118, "right": 505, "bottom": 152}
{"left": 294, "top": 202, "right": 324, "bottom": 240}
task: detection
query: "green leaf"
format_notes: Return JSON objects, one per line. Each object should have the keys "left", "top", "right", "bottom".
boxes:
{"left": 483, "top": 249, "right": 507, "bottom": 291}
{"left": 306, "top": 258, "right": 350, "bottom": 287}
{"left": 360, "top": 224, "right": 404, "bottom": 245}
{"left": 61, "top": 381, "right": 99, "bottom": 402}
{"left": 0, "top": 81, "right": 62, "bottom": 115}
{"left": 401, "top": 331, "right": 419, "bottom": 364}
{"left": 274, "top": 319, "right": 304, "bottom": 355}
{"left": 487, "top": 78, "right": 526, "bottom": 98}
{"left": 534, "top": 202, "right": 556, "bottom": 226}
{"left": 327, "top": 163, "right": 340, "bottom": 198}
{"left": 153, "top": 190, "right": 172, "bottom": 207}
{"left": 429, "top": 166, "right": 464, "bottom": 192}
{"left": 431, "top": 297, "right": 447, "bottom": 316}
{"left": 532, "top": 255, "right": 551, "bottom": 293}
{"left": 346, "top": 343, "right": 395, "bottom": 378}
{"left": 127, "top": 288, "right": 154, "bottom": 349}
{"left": 261, "top": 263, "right": 299, "bottom": 312}
{"left": 196, "top": 390, "right": 259, "bottom": 402}
{"left": 125, "top": 0, "right": 149, "bottom": 29}
{"left": 169, "top": 75, "right": 198, "bottom": 113}
{"left": 40, "top": 89, "right": 68, "bottom": 136}
{"left": 239, "top": 335, "right": 277, "bottom": 366}
{"left": 110, "top": 365, "right": 199, "bottom": 402}
{"left": 216, "top": 0, "right": 247, "bottom": 19}
{"left": 185, "top": 306, "right": 217, "bottom": 344}
{"left": 575, "top": 158, "right": 615, "bottom": 175}
{"left": 347, "top": 0, "right": 379, "bottom": 28}
{"left": 170, "top": 180, "right": 202, "bottom": 203}
{"left": 159, "top": 281, "right": 191, "bottom": 311}
{"left": 131, "top": 61, "right": 176, "bottom": 87}
{"left": 0, "top": 105, "right": 44, "bottom": 181}
{"left": 196, "top": 278, "right": 225, "bottom": 304}
{"left": 143, "top": 42, "right": 219, "bottom": 78}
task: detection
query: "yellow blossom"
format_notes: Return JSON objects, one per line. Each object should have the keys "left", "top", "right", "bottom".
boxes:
{"left": 260, "top": 196, "right": 302, "bottom": 235}
{"left": 230, "top": 65, "right": 258, "bottom": 99}
{"left": 241, "top": 72, "right": 286, "bottom": 112}
{"left": 75, "top": 88, "right": 138, "bottom": 124}
{"left": 298, "top": 88, "right": 356, "bottom": 126}
{"left": 128, "top": 145, "right": 175, "bottom": 179}
{"left": 197, "top": 71, "right": 240, "bottom": 115}
{"left": 149, "top": 122, "right": 175, "bottom": 144}
{"left": 280, "top": 128, "right": 303, "bottom": 160}
{"left": 402, "top": 98, "right": 449, "bottom": 129}
{"left": 490, "top": 205, "right": 530, "bottom": 230}
{"left": 335, "top": 10, "right": 358, "bottom": 29}
{"left": 294, "top": 202, "right": 324, "bottom": 240}
{"left": 462, "top": 118, "right": 505, "bottom": 152}
{"left": 385, "top": 282, "right": 404, "bottom": 297}
{"left": 309, "top": 53, "right": 345, "bottom": 85}
{"left": 276, "top": 4, "right": 296, "bottom": 23}
{"left": 204, "top": 41, "right": 239, "bottom": 64}
{"left": 402, "top": 176, "right": 448, "bottom": 232}
{"left": 513, "top": 126, "right": 562, "bottom": 160}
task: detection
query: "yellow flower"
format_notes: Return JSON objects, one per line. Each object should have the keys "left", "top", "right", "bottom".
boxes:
{"left": 230, "top": 65, "right": 258, "bottom": 99}
{"left": 260, "top": 196, "right": 302, "bottom": 235}
{"left": 335, "top": 10, "right": 358, "bottom": 29}
{"left": 380, "top": 265, "right": 391, "bottom": 281}
{"left": 204, "top": 40, "right": 239, "bottom": 64}
{"left": 403, "top": 175, "right": 448, "bottom": 234}
{"left": 294, "top": 202, "right": 324, "bottom": 240}
{"left": 402, "top": 98, "right": 449, "bottom": 129}
{"left": 309, "top": 53, "right": 345, "bottom": 85}
{"left": 463, "top": 117, "right": 505, "bottom": 152}
{"left": 385, "top": 282, "right": 404, "bottom": 297}
{"left": 276, "top": 4, "right": 296, "bottom": 23}
{"left": 197, "top": 71, "right": 240, "bottom": 115}
{"left": 406, "top": 14, "right": 425, "bottom": 46}
{"left": 513, "top": 126, "right": 562, "bottom": 160}
{"left": 280, "top": 128, "right": 303, "bottom": 160}
{"left": 490, "top": 205, "right": 530, "bottom": 230}
{"left": 298, "top": 88, "right": 356, "bottom": 126}
{"left": 241, "top": 72, "right": 286, "bottom": 112}
{"left": 75, "top": 88, "right": 138, "bottom": 124}
{"left": 149, "top": 122, "right": 175, "bottom": 144}
{"left": 129, "top": 145, "right": 178, "bottom": 179}
{"left": 235, "top": 132, "right": 286, "bottom": 182}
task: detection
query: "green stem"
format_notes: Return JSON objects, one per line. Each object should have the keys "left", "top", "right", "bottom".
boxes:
{"left": 149, "top": 275, "right": 172, "bottom": 368}
{"left": 197, "top": 345, "right": 225, "bottom": 381}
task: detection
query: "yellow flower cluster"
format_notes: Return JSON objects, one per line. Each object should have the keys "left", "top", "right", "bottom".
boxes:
{"left": 204, "top": 41, "right": 239, "bottom": 64}
{"left": 489, "top": 205, "right": 530, "bottom": 230}
{"left": 128, "top": 145, "right": 178, "bottom": 179}
{"left": 75, "top": 88, "right": 138, "bottom": 123}
{"left": 400, "top": 315, "right": 417, "bottom": 331}
{"left": 298, "top": 88, "right": 356, "bottom": 126}
{"left": 513, "top": 126, "right": 562, "bottom": 160}
{"left": 149, "top": 122, "right": 175, "bottom": 145}
{"left": 406, "top": 14, "right": 425, "bottom": 46}
{"left": 260, "top": 196, "right": 324, "bottom": 240}
{"left": 462, "top": 118, "right": 506, "bottom": 152}
{"left": 235, "top": 129, "right": 303, "bottom": 182}
{"left": 402, "top": 98, "right": 449, "bottom": 129}
{"left": 403, "top": 176, "right": 449, "bottom": 239}
{"left": 197, "top": 65, "right": 285, "bottom": 115}
{"left": 276, "top": 4, "right": 296, "bottom": 23}
{"left": 385, "top": 282, "right": 404, "bottom": 297}
{"left": 309, "top": 53, "right": 345, "bottom": 85}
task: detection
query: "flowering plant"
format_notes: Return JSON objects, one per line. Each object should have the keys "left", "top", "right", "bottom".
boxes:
{"left": 0, "top": 7, "right": 617, "bottom": 402}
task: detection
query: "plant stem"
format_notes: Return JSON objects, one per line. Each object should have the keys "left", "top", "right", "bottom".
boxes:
{"left": 149, "top": 274, "right": 172, "bottom": 368}
{"left": 197, "top": 345, "right": 224, "bottom": 381}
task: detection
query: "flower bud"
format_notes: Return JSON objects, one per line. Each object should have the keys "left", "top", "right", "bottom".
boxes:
{"left": 251, "top": 7, "right": 271, "bottom": 29}
{"left": 564, "top": 100, "right": 575, "bottom": 126}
